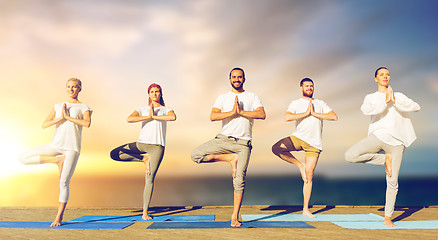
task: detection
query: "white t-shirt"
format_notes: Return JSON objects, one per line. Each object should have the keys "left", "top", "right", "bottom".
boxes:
{"left": 361, "top": 91, "right": 420, "bottom": 147}
{"left": 136, "top": 106, "right": 173, "bottom": 146}
{"left": 287, "top": 98, "right": 332, "bottom": 150}
{"left": 213, "top": 91, "right": 264, "bottom": 140}
{"left": 51, "top": 102, "right": 92, "bottom": 152}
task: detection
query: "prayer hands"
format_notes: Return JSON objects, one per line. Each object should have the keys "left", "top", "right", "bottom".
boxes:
{"left": 232, "top": 96, "right": 241, "bottom": 117}
{"left": 385, "top": 85, "right": 395, "bottom": 104}
{"left": 62, "top": 103, "right": 70, "bottom": 120}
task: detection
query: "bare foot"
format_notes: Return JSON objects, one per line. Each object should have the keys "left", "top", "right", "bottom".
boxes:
{"left": 229, "top": 154, "right": 238, "bottom": 179}
{"left": 231, "top": 216, "right": 242, "bottom": 227}
{"left": 142, "top": 214, "right": 152, "bottom": 220}
{"left": 299, "top": 164, "right": 308, "bottom": 183}
{"left": 50, "top": 219, "right": 62, "bottom": 227}
{"left": 302, "top": 209, "right": 316, "bottom": 218}
{"left": 385, "top": 154, "right": 392, "bottom": 177}
{"left": 384, "top": 216, "right": 397, "bottom": 227}
{"left": 142, "top": 154, "right": 151, "bottom": 175}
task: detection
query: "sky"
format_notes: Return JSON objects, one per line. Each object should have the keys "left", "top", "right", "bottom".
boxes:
{"left": 0, "top": 0, "right": 438, "bottom": 205}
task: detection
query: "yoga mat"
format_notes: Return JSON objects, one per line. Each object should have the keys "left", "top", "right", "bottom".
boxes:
{"left": 242, "top": 213, "right": 384, "bottom": 222}
{"left": 0, "top": 221, "right": 133, "bottom": 229}
{"left": 147, "top": 221, "right": 314, "bottom": 229}
{"left": 332, "top": 220, "right": 438, "bottom": 229}
{"left": 71, "top": 214, "right": 215, "bottom": 222}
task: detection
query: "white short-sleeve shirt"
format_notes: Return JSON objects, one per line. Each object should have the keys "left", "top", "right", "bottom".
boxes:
{"left": 213, "top": 91, "right": 263, "bottom": 140}
{"left": 287, "top": 98, "right": 332, "bottom": 150}
{"left": 51, "top": 102, "right": 92, "bottom": 152}
{"left": 136, "top": 106, "right": 173, "bottom": 146}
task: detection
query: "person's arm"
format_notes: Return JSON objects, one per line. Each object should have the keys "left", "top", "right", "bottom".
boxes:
{"left": 394, "top": 92, "right": 421, "bottom": 112}
{"left": 285, "top": 100, "right": 311, "bottom": 122}
{"left": 360, "top": 94, "right": 388, "bottom": 116}
{"left": 63, "top": 104, "right": 92, "bottom": 128}
{"left": 311, "top": 110, "right": 338, "bottom": 121}
{"left": 239, "top": 106, "right": 266, "bottom": 120}
{"left": 127, "top": 110, "right": 152, "bottom": 123}
{"left": 210, "top": 96, "right": 239, "bottom": 121}
{"left": 152, "top": 110, "right": 177, "bottom": 121}
{"left": 42, "top": 107, "right": 65, "bottom": 129}
{"left": 310, "top": 101, "right": 338, "bottom": 121}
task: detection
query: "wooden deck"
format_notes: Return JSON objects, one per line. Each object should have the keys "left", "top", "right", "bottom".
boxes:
{"left": 1, "top": 205, "right": 437, "bottom": 239}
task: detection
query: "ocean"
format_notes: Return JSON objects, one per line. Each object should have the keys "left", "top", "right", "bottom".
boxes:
{"left": 68, "top": 175, "right": 438, "bottom": 207}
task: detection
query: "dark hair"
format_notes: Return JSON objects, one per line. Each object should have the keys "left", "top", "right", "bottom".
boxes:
{"left": 375, "top": 67, "right": 389, "bottom": 77}
{"left": 148, "top": 83, "right": 165, "bottom": 106}
{"left": 300, "top": 78, "right": 313, "bottom": 87}
{"left": 229, "top": 67, "right": 245, "bottom": 79}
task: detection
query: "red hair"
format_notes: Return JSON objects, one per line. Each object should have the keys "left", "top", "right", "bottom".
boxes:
{"left": 148, "top": 83, "right": 165, "bottom": 106}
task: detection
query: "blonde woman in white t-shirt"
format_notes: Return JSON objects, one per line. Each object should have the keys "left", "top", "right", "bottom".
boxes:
{"left": 110, "top": 83, "right": 176, "bottom": 220}
{"left": 19, "top": 78, "right": 92, "bottom": 227}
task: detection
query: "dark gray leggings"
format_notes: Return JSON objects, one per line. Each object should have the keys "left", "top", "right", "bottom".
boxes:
{"left": 110, "top": 142, "right": 164, "bottom": 210}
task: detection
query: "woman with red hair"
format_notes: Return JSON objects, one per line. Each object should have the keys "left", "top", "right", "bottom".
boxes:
{"left": 110, "top": 83, "right": 176, "bottom": 220}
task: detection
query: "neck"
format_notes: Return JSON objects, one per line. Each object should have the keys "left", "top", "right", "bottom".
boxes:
{"left": 151, "top": 101, "right": 162, "bottom": 107}
{"left": 302, "top": 96, "right": 313, "bottom": 100}
{"left": 67, "top": 97, "right": 80, "bottom": 103}
{"left": 231, "top": 88, "right": 244, "bottom": 94}
{"left": 377, "top": 85, "right": 388, "bottom": 93}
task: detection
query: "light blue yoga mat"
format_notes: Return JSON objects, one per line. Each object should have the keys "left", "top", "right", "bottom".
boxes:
{"left": 242, "top": 213, "right": 384, "bottom": 222}
{"left": 147, "top": 221, "right": 314, "bottom": 229}
{"left": 0, "top": 221, "right": 133, "bottom": 229}
{"left": 332, "top": 220, "right": 438, "bottom": 229}
{"left": 71, "top": 214, "right": 215, "bottom": 222}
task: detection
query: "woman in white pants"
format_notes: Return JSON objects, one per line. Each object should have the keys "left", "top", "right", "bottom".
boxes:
{"left": 110, "top": 83, "right": 176, "bottom": 220}
{"left": 345, "top": 67, "right": 420, "bottom": 227}
{"left": 19, "top": 78, "right": 92, "bottom": 227}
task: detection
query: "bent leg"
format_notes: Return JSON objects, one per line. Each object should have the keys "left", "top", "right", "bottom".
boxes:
{"left": 110, "top": 142, "right": 145, "bottom": 162}
{"left": 143, "top": 145, "right": 165, "bottom": 220}
{"left": 19, "top": 144, "right": 63, "bottom": 165}
{"left": 272, "top": 137, "right": 306, "bottom": 182}
{"left": 345, "top": 134, "right": 385, "bottom": 165}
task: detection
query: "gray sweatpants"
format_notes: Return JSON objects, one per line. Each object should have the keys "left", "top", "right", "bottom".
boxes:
{"left": 191, "top": 134, "right": 252, "bottom": 194}
{"left": 345, "top": 134, "right": 405, "bottom": 217}
{"left": 110, "top": 142, "right": 165, "bottom": 210}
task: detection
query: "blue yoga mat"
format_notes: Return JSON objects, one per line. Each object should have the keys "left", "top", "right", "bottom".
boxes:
{"left": 147, "top": 221, "right": 314, "bottom": 229}
{"left": 332, "top": 220, "right": 438, "bottom": 229}
{"left": 242, "top": 213, "right": 384, "bottom": 222}
{"left": 71, "top": 214, "right": 215, "bottom": 222}
{"left": 0, "top": 221, "right": 133, "bottom": 229}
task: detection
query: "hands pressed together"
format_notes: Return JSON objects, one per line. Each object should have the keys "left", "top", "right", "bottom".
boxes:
{"left": 385, "top": 85, "right": 395, "bottom": 104}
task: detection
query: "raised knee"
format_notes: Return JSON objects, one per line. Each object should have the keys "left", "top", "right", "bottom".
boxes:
{"left": 110, "top": 149, "right": 120, "bottom": 161}
{"left": 190, "top": 150, "right": 204, "bottom": 163}
{"left": 344, "top": 149, "right": 357, "bottom": 162}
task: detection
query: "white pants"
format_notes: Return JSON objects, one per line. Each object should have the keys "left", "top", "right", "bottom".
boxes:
{"left": 345, "top": 134, "right": 405, "bottom": 217}
{"left": 19, "top": 144, "right": 80, "bottom": 203}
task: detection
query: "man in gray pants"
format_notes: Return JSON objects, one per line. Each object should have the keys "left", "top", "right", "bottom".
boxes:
{"left": 191, "top": 67, "right": 266, "bottom": 227}
{"left": 345, "top": 67, "right": 420, "bottom": 227}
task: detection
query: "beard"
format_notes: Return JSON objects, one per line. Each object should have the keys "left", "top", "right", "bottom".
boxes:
{"left": 303, "top": 91, "right": 313, "bottom": 98}
{"left": 231, "top": 81, "right": 243, "bottom": 91}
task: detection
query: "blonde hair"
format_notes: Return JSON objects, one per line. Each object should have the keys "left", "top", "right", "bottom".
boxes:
{"left": 67, "top": 78, "right": 82, "bottom": 89}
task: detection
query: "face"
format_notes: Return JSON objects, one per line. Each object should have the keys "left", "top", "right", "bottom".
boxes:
{"left": 66, "top": 80, "right": 81, "bottom": 98}
{"left": 375, "top": 68, "right": 391, "bottom": 87}
{"left": 229, "top": 70, "right": 245, "bottom": 91}
{"left": 301, "top": 81, "right": 314, "bottom": 98}
{"left": 148, "top": 87, "right": 162, "bottom": 102}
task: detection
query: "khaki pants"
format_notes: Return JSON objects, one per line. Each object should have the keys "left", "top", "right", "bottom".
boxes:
{"left": 191, "top": 134, "right": 252, "bottom": 193}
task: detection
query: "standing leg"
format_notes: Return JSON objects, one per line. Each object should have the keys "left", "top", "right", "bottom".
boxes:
{"left": 52, "top": 150, "right": 79, "bottom": 227}
{"left": 383, "top": 144, "right": 404, "bottom": 227}
{"left": 231, "top": 145, "right": 251, "bottom": 227}
{"left": 142, "top": 145, "right": 165, "bottom": 220}
{"left": 302, "top": 155, "right": 318, "bottom": 218}
{"left": 272, "top": 137, "right": 307, "bottom": 182}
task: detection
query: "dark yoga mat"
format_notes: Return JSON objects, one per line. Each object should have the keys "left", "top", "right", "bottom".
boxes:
{"left": 147, "top": 220, "right": 314, "bottom": 229}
